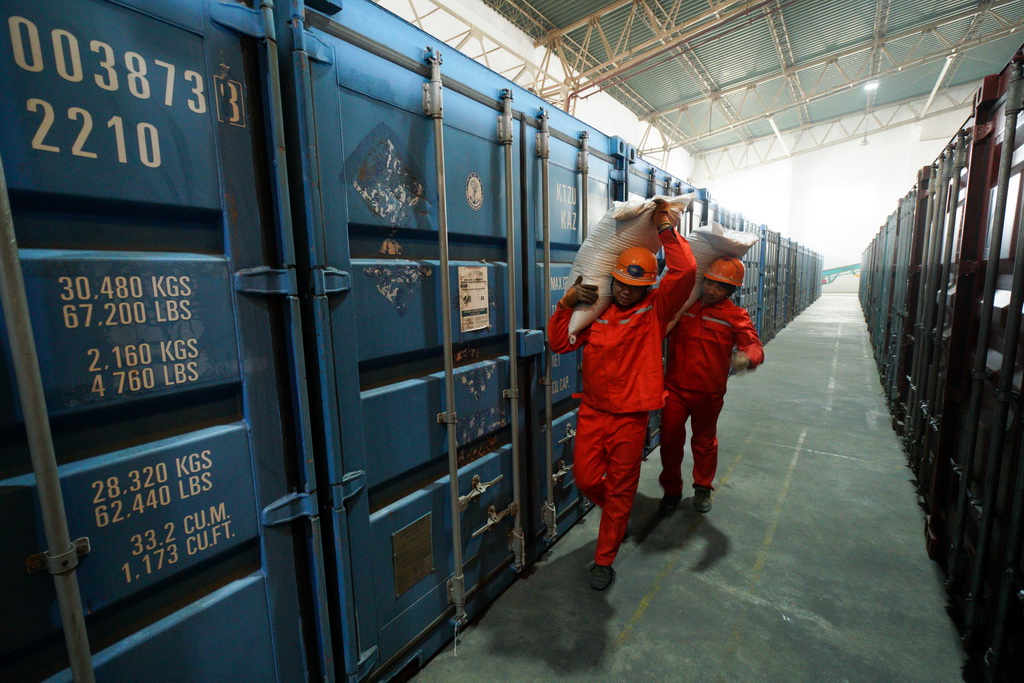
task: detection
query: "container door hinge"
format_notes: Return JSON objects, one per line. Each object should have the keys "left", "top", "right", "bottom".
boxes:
{"left": 262, "top": 491, "right": 318, "bottom": 527}
{"left": 295, "top": 27, "right": 335, "bottom": 65}
{"left": 338, "top": 470, "right": 366, "bottom": 505}
{"left": 210, "top": 2, "right": 266, "bottom": 39}
{"left": 313, "top": 267, "right": 351, "bottom": 296}
{"left": 235, "top": 266, "right": 298, "bottom": 296}
{"left": 26, "top": 537, "right": 91, "bottom": 575}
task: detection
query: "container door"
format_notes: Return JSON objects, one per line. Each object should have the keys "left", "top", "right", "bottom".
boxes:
{"left": 0, "top": 0, "right": 328, "bottom": 680}
{"left": 281, "top": 1, "right": 530, "bottom": 677}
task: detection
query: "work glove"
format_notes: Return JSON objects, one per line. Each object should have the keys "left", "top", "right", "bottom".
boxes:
{"left": 559, "top": 276, "right": 598, "bottom": 309}
{"left": 731, "top": 351, "right": 752, "bottom": 372}
{"left": 652, "top": 198, "right": 680, "bottom": 233}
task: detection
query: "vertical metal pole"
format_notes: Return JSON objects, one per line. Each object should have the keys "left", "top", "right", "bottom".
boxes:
{"left": 498, "top": 90, "right": 524, "bottom": 571}
{"left": 0, "top": 157, "right": 95, "bottom": 680}
{"left": 538, "top": 110, "right": 557, "bottom": 541}
{"left": 578, "top": 132, "right": 589, "bottom": 241}
{"left": 423, "top": 49, "right": 465, "bottom": 625}
{"left": 948, "top": 64, "right": 1024, "bottom": 587}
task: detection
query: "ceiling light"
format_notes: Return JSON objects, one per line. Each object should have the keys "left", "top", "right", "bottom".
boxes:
{"left": 864, "top": 81, "right": 879, "bottom": 91}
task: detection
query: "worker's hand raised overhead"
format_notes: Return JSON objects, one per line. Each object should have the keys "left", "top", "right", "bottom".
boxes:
{"left": 652, "top": 198, "right": 680, "bottom": 233}
{"left": 559, "top": 276, "right": 599, "bottom": 309}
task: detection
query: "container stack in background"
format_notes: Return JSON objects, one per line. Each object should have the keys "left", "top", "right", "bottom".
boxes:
{"left": 861, "top": 54, "right": 1024, "bottom": 681}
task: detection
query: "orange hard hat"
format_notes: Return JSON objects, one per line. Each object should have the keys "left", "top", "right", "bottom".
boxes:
{"left": 612, "top": 247, "right": 658, "bottom": 285}
{"left": 705, "top": 257, "right": 744, "bottom": 287}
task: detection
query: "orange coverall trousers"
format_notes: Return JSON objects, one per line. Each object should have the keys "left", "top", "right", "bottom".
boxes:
{"left": 573, "top": 403, "right": 649, "bottom": 566}
{"left": 658, "top": 388, "right": 725, "bottom": 495}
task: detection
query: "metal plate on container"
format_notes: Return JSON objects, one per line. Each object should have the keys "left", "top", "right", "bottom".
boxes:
{"left": 391, "top": 513, "right": 433, "bottom": 597}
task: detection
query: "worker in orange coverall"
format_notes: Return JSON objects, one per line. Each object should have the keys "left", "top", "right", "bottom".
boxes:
{"left": 658, "top": 256, "right": 764, "bottom": 516}
{"left": 548, "top": 201, "right": 696, "bottom": 590}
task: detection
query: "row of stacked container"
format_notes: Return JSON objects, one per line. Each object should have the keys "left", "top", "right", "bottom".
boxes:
{"left": 710, "top": 207, "right": 822, "bottom": 344}
{"left": 861, "top": 53, "right": 1024, "bottom": 680}
{"left": 0, "top": 0, "right": 821, "bottom": 680}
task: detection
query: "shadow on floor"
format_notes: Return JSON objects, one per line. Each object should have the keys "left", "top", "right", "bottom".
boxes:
{"left": 628, "top": 491, "right": 730, "bottom": 572}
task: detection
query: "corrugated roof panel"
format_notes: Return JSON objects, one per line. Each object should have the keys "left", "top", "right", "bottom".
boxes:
{"left": 696, "top": 129, "right": 745, "bottom": 150}
{"left": 935, "top": 15, "right": 977, "bottom": 46}
{"left": 630, "top": 58, "right": 706, "bottom": 111}
{"left": 525, "top": 0, "right": 610, "bottom": 31}
{"left": 798, "top": 61, "right": 853, "bottom": 97}
{"left": 882, "top": 0, "right": 966, "bottom": 34}
{"left": 685, "top": 100, "right": 715, "bottom": 135}
{"left": 882, "top": 33, "right": 924, "bottom": 67}
{"left": 947, "top": 35, "right": 1024, "bottom": 84}
{"left": 478, "top": 0, "right": 1024, "bottom": 158}
{"left": 912, "top": 30, "right": 953, "bottom": 61}
{"left": 771, "top": 109, "right": 803, "bottom": 132}
{"left": 745, "top": 119, "right": 773, "bottom": 139}
{"left": 835, "top": 51, "right": 871, "bottom": 83}
{"left": 568, "top": 4, "right": 635, "bottom": 66}
{"left": 690, "top": 18, "right": 780, "bottom": 90}
{"left": 991, "top": 0, "right": 1024, "bottom": 24}
{"left": 806, "top": 88, "right": 872, "bottom": 123}
{"left": 782, "top": 0, "right": 878, "bottom": 64}
{"left": 872, "top": 62, "right": 947, "bottom": 106}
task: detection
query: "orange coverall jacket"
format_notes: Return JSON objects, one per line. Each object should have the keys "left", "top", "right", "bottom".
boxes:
{"left": 548, "top": 229, "right": 696, "bottom": 412}
{"left": 665, "top": 297, "right": 764, "bottom": 396}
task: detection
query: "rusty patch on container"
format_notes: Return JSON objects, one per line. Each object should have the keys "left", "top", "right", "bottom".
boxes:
{"left": 363, "top": 264, "right": 432, "bottom": 315}
{"left": 348, "top": 123, "right": 429, "bottom": 226}
{"left": 454, "top": 345, "right": 481, "bottom": 364}
{"left": 457, "top": 402, "right": 508, "bottom": 449}
{"left": 457, "top": 435, "right": 499, "bottom": 468}
{"left": 458, "top": 365, "right": 495, "bottom": 399}
{"left": 379, "top": 237, "right": 403, "bottom": 256}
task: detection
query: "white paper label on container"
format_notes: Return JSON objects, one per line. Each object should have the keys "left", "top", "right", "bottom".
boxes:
{"left": 458, "top": 266, "right": 489, "bottom": 332}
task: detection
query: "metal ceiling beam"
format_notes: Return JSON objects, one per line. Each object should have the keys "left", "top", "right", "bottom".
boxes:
{"left": 565, "top": 0, "right": 774, "bottom": 94}
{"left": 932, "top": 3, "right": 991, "bottom": 97}
{"left": 868, "top": 0, "right": 892, "bottom": 76}
{"left": 687, "top": 85, "right": 975, "bottom": 181}
{"left": 763, "top": 0, "right": 808, "bottom": 125}
{"left": 659, "top": 14, "right": 1018, "bottom": 148}
{"left": 649, "top": 0, "right": 1018, "bottom": 119}
{"left": 541, "top": 0, "right": 692, "bottom": 43}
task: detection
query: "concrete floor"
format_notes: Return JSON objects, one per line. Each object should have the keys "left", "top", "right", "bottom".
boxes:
{"left": 412, "top": 294, "right": 966, "bottom": 682}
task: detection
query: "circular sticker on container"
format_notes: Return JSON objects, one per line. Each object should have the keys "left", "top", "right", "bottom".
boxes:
{"left": 466, "top": 173, "right": 483, "bottom": 211}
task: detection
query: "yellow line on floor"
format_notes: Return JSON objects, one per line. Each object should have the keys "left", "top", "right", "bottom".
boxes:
{"left": 613, "top": 434, "right": 754, "bottom": 651}
{"left": 716, "top": 428, "right": 806, "bottom": 682}
{"left": 752, "top": 430, "right": 805, "bottom": 581}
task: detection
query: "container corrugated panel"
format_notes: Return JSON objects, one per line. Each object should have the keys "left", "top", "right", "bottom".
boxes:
{"left": 281, "top": 2, "right": 543, "bottom": 677}
{"left": 0, "top": 0, "right": 325, "bottom": 679}
{"left": 918, "top": 145, "right": 971, "bottom": 529}
{"left": 890, "top": 180, "right": 927, "bottom": 433}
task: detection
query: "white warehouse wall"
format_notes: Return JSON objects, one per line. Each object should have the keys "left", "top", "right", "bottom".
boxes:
{"left": 694, "top": 107, "right": 972, "bottom": 293}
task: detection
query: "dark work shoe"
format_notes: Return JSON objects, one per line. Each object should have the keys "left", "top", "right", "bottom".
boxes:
{"left": 693, "top": 485, "right": 713, "bottom": 513}
{"left": 658, "top": 494, "right": 683, "bottom": 517}
{"left": 589, "top": 563, "right": 615, "bottom": 590}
